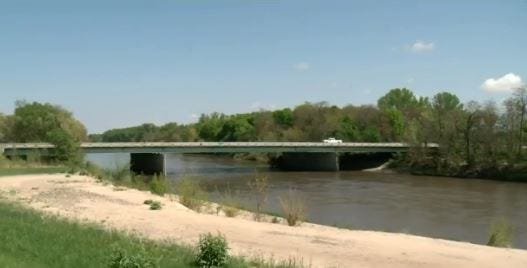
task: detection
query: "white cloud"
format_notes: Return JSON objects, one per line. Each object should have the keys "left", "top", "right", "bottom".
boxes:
{"left": 250, "top": 102, "right": 276, "bottom": 111}
{"left": 481, "top": 73, "right": 524, "bottom": 92}
{"left": 409, "top": 41, "right": 435, "bottom": 53}
{"left": 293, "top": 62, "right": 310, "bottom": 71}
{"left": 189, "top": 114, "right": 199, "bottom": 119}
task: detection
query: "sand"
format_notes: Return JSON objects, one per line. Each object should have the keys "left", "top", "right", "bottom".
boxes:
{"left": 0, "top": 174, "right": 525, "bottom": 268}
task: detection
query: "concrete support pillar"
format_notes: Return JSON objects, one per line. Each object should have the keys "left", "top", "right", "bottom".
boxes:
{"left": 277, "top": 152, "right": 339, "bottom": 171}
{"left": 338, "top": 152, "right": 393, "bottom": 170}
{"left": 130, "top": 153, "right": 166, "bottom": 175}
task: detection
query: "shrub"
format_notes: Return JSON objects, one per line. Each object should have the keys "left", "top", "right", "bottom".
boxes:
{"left": 149, "top": 201, "right": 162, "bottom": 210}
{"left": 219, "top": 186, "right": 241, "bottom": 218}
{"left": 279, "top": 188, "right": 306, "bottom": 226}
{"left": 108, "top": 248, "right": 155, "bottom": 268}
{"left": 487, "top": 218, "right": 513, "bottom": 247}
{"left": 195, "top": 233, "right": 228, "bottom": 268}
{"left": 110, "top": 163, "right": 132, "bottom": 182}
{"left": 221, "top": 206, "right": 239, "bottom": 218}
{"left": 177, "top": 177, "right": 208, "bottom": 212}
{"left": 143, "top": 199, "right": 153, "bottom": 205}
{"left": 248, "top": 171, "right": 268, "bottom": 221}
{"left": 149, "top": 175, "right": 169, "bottom": 196}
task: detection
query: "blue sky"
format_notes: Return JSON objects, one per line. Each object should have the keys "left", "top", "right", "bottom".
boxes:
{"left": 1, "top": 0, "right": 526, "bottom": 133}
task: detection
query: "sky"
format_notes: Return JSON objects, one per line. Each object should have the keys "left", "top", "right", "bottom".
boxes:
{"left": 1, "top": 0, "right": 526, "bottom": 133}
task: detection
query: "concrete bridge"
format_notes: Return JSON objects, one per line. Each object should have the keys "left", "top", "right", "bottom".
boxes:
{"left": 1, "top": 142, "right": 432, "bottom": 174}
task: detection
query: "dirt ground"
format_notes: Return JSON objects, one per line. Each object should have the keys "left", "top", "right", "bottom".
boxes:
{"left": 0, "top": 174, "right": 526, "bottom": 268}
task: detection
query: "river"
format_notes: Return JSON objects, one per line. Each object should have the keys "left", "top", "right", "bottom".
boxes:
{"left": 87, "top": 153, "right": 527, "bottom": 249}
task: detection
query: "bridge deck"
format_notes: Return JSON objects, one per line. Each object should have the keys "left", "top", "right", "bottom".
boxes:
{"left": 0, "top": 142, "right": 431, "bottom": 155}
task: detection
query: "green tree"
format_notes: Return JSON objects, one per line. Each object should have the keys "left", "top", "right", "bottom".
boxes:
{"left": 272, "top": 108, "right": 294, "bottom": 128}
{"left": 11, "top": 101, "right": 87, "bottom": 163}
{"left": 197, "top": 113, "right": 226, "bottom": 141}
{"left": 377, "top": 88, "right": 419, "bottom": 112}
{"left": 337, "top": 116, "right": 360, "bottom": 141}
{"left": 12, "top": 101, "right": 87, "bottom": 142}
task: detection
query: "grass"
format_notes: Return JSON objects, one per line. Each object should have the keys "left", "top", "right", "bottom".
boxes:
{"left": 487, "top": 218, "right": 514, "bottom": 248}
{"left": 177, "top": 177, "right": 208, "bottom": 212}
{"left": 0, "top": 201, "right": 302, "bottom": 268}
{"left": 278, "top": 189, "right": 306, "bottom": 227}
{"left": 0, "top": 166, "right": 69, "bottom": 177}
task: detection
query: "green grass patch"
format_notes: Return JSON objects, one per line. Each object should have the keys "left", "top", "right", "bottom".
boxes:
{"left": 0, "top": 166, "right": 68, "bottom": 177}
{"left": 0, "top": 201, "right": 302, "bottom": 267}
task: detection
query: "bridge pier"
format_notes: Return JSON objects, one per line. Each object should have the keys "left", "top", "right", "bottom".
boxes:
{"left": 339, "top": 152, "right": 394, "bottom": 170}
{"left": 130, "top": 153, "right": 166, "bottom": 175}
{"left": 276, "top": 152, "right": 340, "bottom": 171}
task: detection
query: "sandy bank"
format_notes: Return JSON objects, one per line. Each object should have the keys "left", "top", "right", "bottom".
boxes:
{"left": 0, "top": 174, "right": 525, "bottom": 268}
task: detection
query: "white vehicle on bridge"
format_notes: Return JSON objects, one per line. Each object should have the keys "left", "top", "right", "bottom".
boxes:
{"left": 323, "top": 137, "right": 343, "bottom": 144}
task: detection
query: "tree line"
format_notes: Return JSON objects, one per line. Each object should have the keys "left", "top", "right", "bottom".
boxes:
{"left": 2, "top": 88, "right": 527, "bottom": 180}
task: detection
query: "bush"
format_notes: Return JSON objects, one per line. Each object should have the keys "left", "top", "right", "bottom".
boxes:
{"left": 109, "top": 248, "right": 155, "bottom": 268}
{"left": 196, "top": 233, "right": 229, "bottom": 268}
{"left": 177, "top": 177, "right": 208, "bottom": 212}
{"left": 149, "top": 175, "right": 170, "bottom": 196}
{"left": 46, "top": 128, "right": 84, "bottom": 165}
{"left": 143, "top": 199, "right": 153, "bottom": 205}
{"left": 487, "top": 218, "right": 513, "bottom": 248}
{"left": 149, "top": 201, "right": 162, "bottom": 210}
{"left": 279, "top": 188, "right": 306, "bottom": 226}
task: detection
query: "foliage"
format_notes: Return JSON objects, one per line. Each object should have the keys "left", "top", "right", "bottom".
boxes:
{"left": 218, "top": 186, "right": 241, "bottom": 218}
{"left": 176, "top": 177, "right": 208, "bottom": 212}
{"left": 278, "top": 189, "right": 306, "bottom": 226}
{"left": 109, "top": 163, "right": 132, "bottom": 182}
{"left": 1, "top": 101, "right": 87, "bottom": 164}
{"left": 149, "top": 175, "right": 170, "bottom": 196}
{"left": 487, "top": 219, "right": 514, "bottom": 248}
{"left": 195, "top": 233, "right": 229, "bottom": 268}
{"left": 248, "top": 172, "right": 268, "bottom": 221}
{"left": 149, "top": 201, "right": 162, "bottom": 210}
{"left": 108, "top": 249, "right": 155, "bottom": 268}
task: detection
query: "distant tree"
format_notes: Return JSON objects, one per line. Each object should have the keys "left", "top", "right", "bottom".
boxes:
{"left": 337, "top": 116, "right": 360, "bottom": 141}
{"left": 432, "top": 92, "right": 463, "bottom": 140}
{"left": 11, "top": 101, "right": 87, "bottom": 163}
{"left": 197, "top": 113, "right": 226, "bottom": 141}
{"left": 272, "top": 108, "right": 294, "bottom": 128}
{"left": 0, "top": 113, "right": 10, "bottom": 142}
{"left": 377, "top": 88, "right": 419, "bottom": 112}
{"left": 12, "top": 101, "right": 87, "bottom": 142}
{"left": 217, "top": 115, "right": 256, "bottom": 141}
{"left": 88, "top": 134, "right": 103, "bottom": 142}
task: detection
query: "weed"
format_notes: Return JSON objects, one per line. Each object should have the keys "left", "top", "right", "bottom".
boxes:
{"left": 279, "top": 188, "right": 306, "bottom": 226}
{"left": 176, "top": 177, "right": 207, "bottom": 212}
{"left": 196, "top": 233, "right": 228, "bottom": 268}
{"left": 149, "top": 201, "right": 162, "bottom": 210}
{"left": 218, "top": 185, "right": 241, "bottom": 218}
{"left": 149, "top": 174, "right": 170, "bottom": 196}
{"left": 487, "top": 218, "right": 514, "bottom": 248}
{"left": 108, "top": 248, "right": 155, "bottom": 268}
{"left": 248, "top": 171, "right": 268, "bottom": 221}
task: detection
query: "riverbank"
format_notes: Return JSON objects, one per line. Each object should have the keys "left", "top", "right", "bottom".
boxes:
{"left": 1, "top": 174, "right": 526, "bottom": 267}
